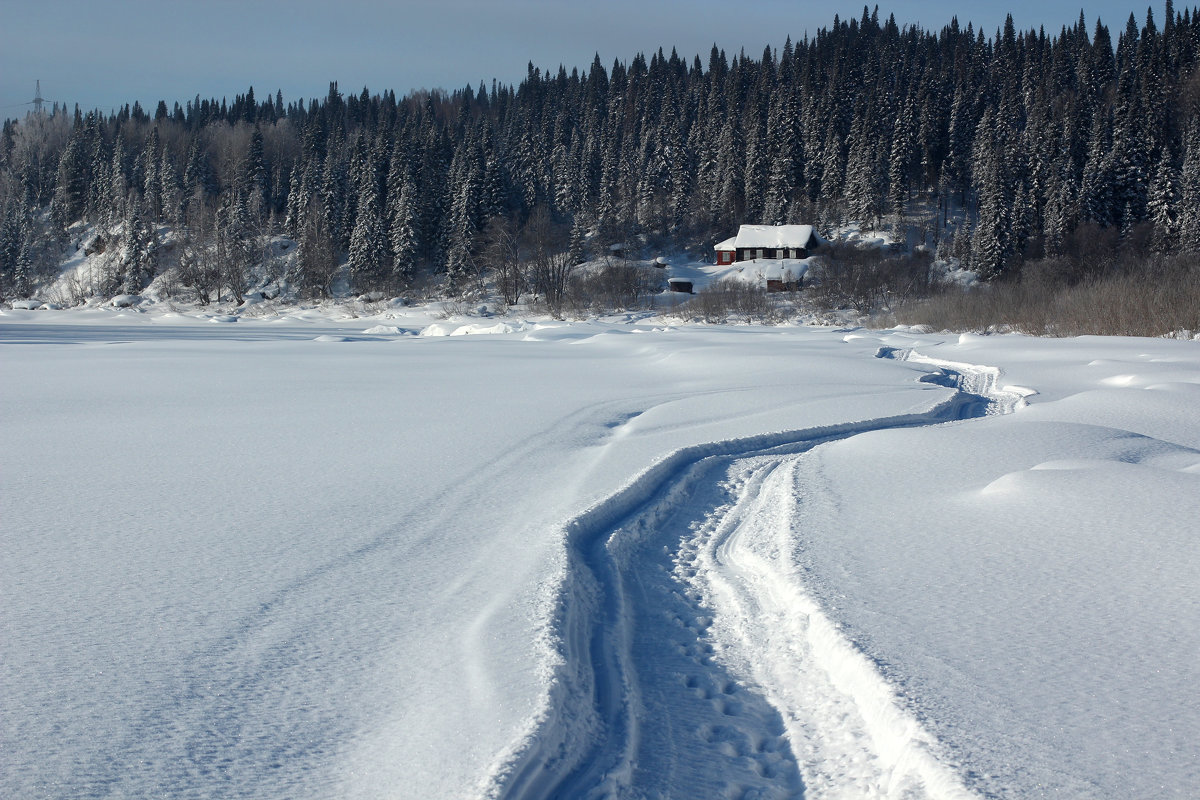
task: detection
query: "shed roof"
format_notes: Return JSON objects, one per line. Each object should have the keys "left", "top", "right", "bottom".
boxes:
{"left": 733, "top": 224, "right": 818, "bottom": 249}
{"left": 713, "top": 237, "right": 737, "bottom": 251}
{"left": 762, "top": 259, "right": 811, "bottom": 280}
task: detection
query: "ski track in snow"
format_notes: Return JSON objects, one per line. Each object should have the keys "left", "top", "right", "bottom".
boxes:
{"left": 495, "top": 347, "right": 1025, "bottom": 800}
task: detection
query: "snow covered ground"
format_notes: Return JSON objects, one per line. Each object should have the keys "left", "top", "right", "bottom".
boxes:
{"left": 2, "top": 303, "right": 1198, "bottom": 799}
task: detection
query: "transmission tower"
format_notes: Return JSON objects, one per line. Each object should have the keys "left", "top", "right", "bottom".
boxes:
{"left": 3, "top": 81, "right": 60, "bottom": 116}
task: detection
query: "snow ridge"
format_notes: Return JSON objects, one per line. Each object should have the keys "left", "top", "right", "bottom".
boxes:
{"left": 493, "top": 349, "right": 1018, "bottom": 799}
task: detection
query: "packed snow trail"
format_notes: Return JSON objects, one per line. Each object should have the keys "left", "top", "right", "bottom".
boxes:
{"left": 497, "top": 352, "right": 1022, "bottom": 799}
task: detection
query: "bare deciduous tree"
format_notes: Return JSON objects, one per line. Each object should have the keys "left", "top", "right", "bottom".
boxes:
{"left": 524, "top": 207, "right": 572, "bottom": 316}
{"left": 177, "top": 196, "right": 221, "bottom": 305}
{"left": 298, "top": 206, "right": 338, "bottom": 299}
{"left": 480, "top": 215, "right": 525, "bottom": 306}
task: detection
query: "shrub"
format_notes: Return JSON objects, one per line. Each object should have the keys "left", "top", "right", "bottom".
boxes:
{"left": 566, "top": 263, "right": 662, "bottom": 314}
{"left": 888, "top": 253, "right": 1200, "bottom": 337}
{"left": 672, "top": 279, "right": 789, "bottom": 324}
{"left": 810, "top": 244, "right": 934, "bottom": 314}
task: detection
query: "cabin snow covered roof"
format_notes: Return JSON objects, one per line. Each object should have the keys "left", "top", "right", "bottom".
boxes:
{"left": 732, "top": 224, "right": 819, "bottom": 250}
{"left": 762, "top": 259, "right": 810, "bottom": 281}
{"left": 714, "top": 237, "right": 737, "bottom": 251}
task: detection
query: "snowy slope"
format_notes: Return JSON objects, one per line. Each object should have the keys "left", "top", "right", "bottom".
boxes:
{"left": 2, "top": 308, "right": 1197, "bottom": 799}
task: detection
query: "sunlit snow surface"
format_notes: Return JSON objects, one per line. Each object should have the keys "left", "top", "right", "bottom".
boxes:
{"left": 2, "top": 307, "right": 1198, "bottom": 799}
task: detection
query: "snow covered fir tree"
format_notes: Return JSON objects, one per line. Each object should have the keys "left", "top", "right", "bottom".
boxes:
{"left": 2, "top": 4, "right": 1199, "bottom": 333}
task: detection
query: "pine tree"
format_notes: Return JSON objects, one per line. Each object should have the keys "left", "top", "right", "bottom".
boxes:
{"left": 817, "top": 128, "right": 845, "bottom": 206}
{"left": 762, "top": 89, "right": 802, "bottom": 225}
{"left": 284, "top": 164, "right": 305, "bottom": 237}
{"left": 321, "top": 133, "right": 350, "bottom": 251}
{"left": 1079, "top": 111, "right": 1116, "bottom": 226}
{"left": 109, "top": 132, "right": 129, "bottom": 223}
{"left": 243, "top": 124, "right": 268, "bottom": 219}
{"left": 183, "top": 135, "right": 213, "bottom": 206}
{"left": 347, "top": 172, "right": 389, "bottom": 292}
{"left": 1148, "top": 157, "right": 1181, "bottom": 252}
{"left": 2, "top": 200, "right": 34, "bottom": 298}
{"left": 13, "top": 234, "right": 33, "bottom": 298}
{"left": 86, "top": 131, "right": 111, "bottom": 225}
{"left": 1178, "top": 123, "right": 1200, "bottom": 252}
{"left": 218, "top": 194, "right": 257, "bottom": 303}
{"left": 51, "top": 130, "right": 88, "bottom": 229}
{"left": 121, "top": 197, "right": 156, "bottom": 294}
{"left": 942, "top": 80, "right": 975, "bottom": 202}
{"left": 159, "top": 147, "right": 183, "bottom": 226}
{"left": 388, "top": 176, "right": 420, "bottom": 287}
{"left": 1043, "top": 175, "right": 1077, "bottom": 257}
{"left": 887, "top": 97, "right": 916, "bottom": 220}
{"left": 141, "top": 127, "right": 162, "bottom": 222}
{"left": 444, "top": 178, "right": 478, "bottom": 294}
{"left": 970, "top": 113, "right": 1010, "bottom": 279}
{"left": 0, "top": 198, "right": 21, "bottom": 289}
{"left": 741, "top": 111, "right": 769, "bottom": 224}
{"left": 844, "top": 104, "right": 885, "bottom": 228}
{"left": 713, "top": 115, "right": 744, "bottom": 229}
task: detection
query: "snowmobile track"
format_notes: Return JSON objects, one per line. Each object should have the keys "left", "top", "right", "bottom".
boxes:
{"left": 496, "top": 350, "right": 1022, "bottom": 800}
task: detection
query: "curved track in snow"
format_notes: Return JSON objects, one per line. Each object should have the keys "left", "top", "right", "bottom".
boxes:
{"left": 495, "top": 350, "right": 1025, "bottom": 800}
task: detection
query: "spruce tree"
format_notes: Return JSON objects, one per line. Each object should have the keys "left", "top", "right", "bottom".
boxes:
{"left": 159, "top": 148, "right": 183, "bottom": 226}
{"left": 51, "top": 130, "right": 87, "bottom": 229}
{"left": 1148, "top": 157, "right": 1181, "bottom": 253}
{"left": 141, "top": 127, "right": 162, "bottom": 223}
{"left": 243, "top": 124, "right": 268, "bottom": 219}
{"left": 121, "top": 197, "right": 156, "bottom": 294}
{"left": 1178, "top": 122, "right": 1200, "bottom": 252}
{"left": 347, "top": 174, "right": 389, "bottom": 292}
{"left": 388, "top": 177, "right": 419, "bottom": 287}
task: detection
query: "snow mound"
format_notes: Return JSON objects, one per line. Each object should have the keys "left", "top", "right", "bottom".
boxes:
{"left": 420, "top": 321, "right": 522, "bottom": 337}
{"left": 450, "top": 322, "right": 521, "bottom": 336}
{"left": 362, "top": 325, "right": 407, "bottom": 335}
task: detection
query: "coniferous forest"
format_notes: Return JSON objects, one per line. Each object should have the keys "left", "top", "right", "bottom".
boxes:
{"left": 3, "top": 4, "right": 1200, "bottom": 322}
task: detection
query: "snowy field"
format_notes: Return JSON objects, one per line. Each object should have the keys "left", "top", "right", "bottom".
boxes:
{"left": 2, "top": 305, "right": 1198, "bottom": 799}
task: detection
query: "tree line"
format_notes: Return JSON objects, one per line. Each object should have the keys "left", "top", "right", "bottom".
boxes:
{"left": 2, "top": 2, "right": 1199, "bottom": 303}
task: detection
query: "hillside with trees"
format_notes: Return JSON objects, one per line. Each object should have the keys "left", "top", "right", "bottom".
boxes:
{"left": 2, "top": 4, "right": 1199, "bottom": 327}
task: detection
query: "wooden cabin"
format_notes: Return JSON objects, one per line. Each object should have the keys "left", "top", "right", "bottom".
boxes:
{"left": 714, "top": 225, "right": 821, "bottom": 264}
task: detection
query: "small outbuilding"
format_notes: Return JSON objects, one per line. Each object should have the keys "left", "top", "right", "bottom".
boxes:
{"left": 667, "top": 278, "right": 694, "bottom": 294}
{"left": 764, "top": 262, "right": 806, "bottom": 292}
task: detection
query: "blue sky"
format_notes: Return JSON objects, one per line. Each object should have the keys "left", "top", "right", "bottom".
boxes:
{"left": 2, "top": 1, "right": 1163, "bottom": 117}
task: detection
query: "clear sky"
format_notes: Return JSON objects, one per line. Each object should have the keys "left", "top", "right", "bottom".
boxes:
{"left": 1, "top": 1, "right": 1166, "bottom": 118}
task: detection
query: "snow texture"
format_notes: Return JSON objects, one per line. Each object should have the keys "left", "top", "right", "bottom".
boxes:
{"left": 732, "top": 224, "right": 819, "bottom": 249}
{"left": 2, "top": 308, "right": 1198, "bottom": 799}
